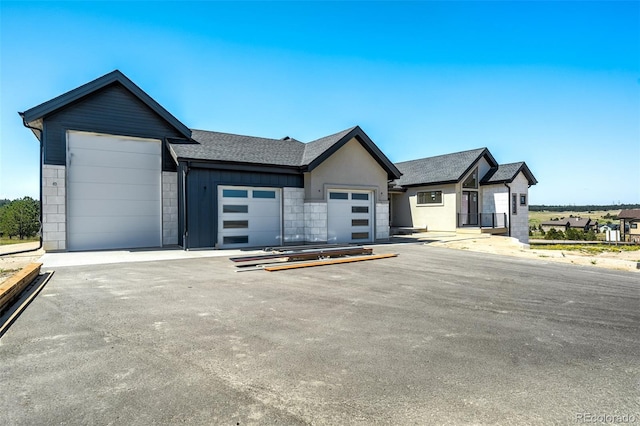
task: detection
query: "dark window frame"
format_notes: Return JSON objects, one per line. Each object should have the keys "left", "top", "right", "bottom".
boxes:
{"left": 417, "top": 190, "right": 443, "bottom": 205}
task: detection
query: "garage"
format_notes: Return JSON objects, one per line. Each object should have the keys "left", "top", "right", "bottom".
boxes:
{"left": 327, "top": 190, "right": 374, "bottom": 243}
{"left": 67, "top": 131, "right": 162, "bottom": 251}
{"left": 217, "top": 186, "right": 282, "bottom": 248}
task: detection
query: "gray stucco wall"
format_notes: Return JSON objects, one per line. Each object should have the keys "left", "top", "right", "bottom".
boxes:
{"left": 304, "top": 138, "right": 388, "bottom": 202}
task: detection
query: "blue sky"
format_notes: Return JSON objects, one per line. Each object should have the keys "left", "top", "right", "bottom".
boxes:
{"left": 1, "top": 1, "right": 638, "bottom": 205}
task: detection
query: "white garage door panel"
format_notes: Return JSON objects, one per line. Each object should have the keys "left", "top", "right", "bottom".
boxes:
{"left": 68, "top": 182, "right": 160, "bottom": 201}
{"left": 69, "top": 215, "right": 161, "bottom": 234}
{"left": 69, "top": 164, "right": 160, "bottom": 186}
{"left": 67, "top": 131, "right": 162, "bottom": 251}
{"left": 70, "top": 230, "right": 160, "bottom": 251}
{"left": 68, "top": 199, "right": 160, "bottom": 217}
{"left": 218, "top": 186, "right": 282, "bottom": 248}
{"left": 327, "top": 190, "right": 374, "bottom": 244}
{"left": 72, "top": 135, "right": 161, "bottom": 155}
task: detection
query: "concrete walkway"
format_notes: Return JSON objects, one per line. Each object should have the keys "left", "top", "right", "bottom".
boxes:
{"left": 39, "top": 246, "right": 268, "bottom": 268}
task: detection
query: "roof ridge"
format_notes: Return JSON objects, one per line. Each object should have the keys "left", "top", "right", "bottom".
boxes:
{"left": 395, "top": 147, "right": 487, "bottom": 165}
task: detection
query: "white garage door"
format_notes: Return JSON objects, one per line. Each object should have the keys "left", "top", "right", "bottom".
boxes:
{"left": 327, "top": 190, "right": 374, "bottom": 244}
{"left": 217, "top": 186, "right": 282, "bottom": 248}
{"left": 67, "top": 131, "right": 162, "bottom": 251}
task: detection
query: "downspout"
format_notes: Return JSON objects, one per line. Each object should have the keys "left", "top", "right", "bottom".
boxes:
{"left": 182, "top": 162, "right": 189, "bottom": 250}
{"left": 2, "top": 113, "right": 45, "bottom": 256}
{"left": 504, "top": 182, "right": 511, "bottom": 237}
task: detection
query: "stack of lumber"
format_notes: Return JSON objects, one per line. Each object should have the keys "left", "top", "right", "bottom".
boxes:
{"left": 0, "top": 263, "right": 42, "bottom": 314}
{"left": 230, "top": 246, "right": 397, "bottom": 272}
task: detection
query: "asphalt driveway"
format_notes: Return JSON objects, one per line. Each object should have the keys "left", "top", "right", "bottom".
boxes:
{"left": 1, "top": 244, "right": 638, "bottom": 425}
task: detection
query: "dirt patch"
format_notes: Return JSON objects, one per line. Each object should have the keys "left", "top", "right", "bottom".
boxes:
{"left": 0, "top": 249, "right": 45, "bottom": 285}
{"left": 431, "top": 235, "right": 640, "bottom": 272}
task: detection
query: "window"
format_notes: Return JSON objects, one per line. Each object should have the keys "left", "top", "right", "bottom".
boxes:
{"left": 352, "top": 232, "right": 369, "bottom": 240}
{"left": 520, "top": 194, "right": 527, "bottom": 206}
{"left": 329, "top": 192, "right": 348, "bottom": 200}
{"left": 223, "top": 236, "right": 249, "bottom": 244}
{"left": 352, "top": 206, "right": 369, "bottom": 213}
{"left": 512, "top": 194, "right": 518, "bottom": 215}
{"left": 463, "top": 168, "right": 478, "bottom": 189}
{"left": 417, "top": 191, "right": 443, "bottom": 205}
{"left": 223, "top": 205, "right": 248, "bottom": 213}
{"left": 352, "top": 219, "right": 369, "bottom": 227}
{"left": 631, "top": 223, "right": 638, "bottom": 229}
{"left": 253, "top": 190, "right": 276, "bottom": 199}
{"left": 351, "top": 193, "right": 369, "bottom": 200}
{"left": 223, "top": 189, "right": 247, "bottom": 198}
{"left": 223, "top": 220, "right": 248, "bottom": 229}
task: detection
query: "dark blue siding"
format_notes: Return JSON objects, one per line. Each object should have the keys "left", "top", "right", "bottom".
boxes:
{"left": 42, "top": 83, "right": 183, "bottom": 171}
{"left": 183, "top": 166, "right": 303, "bottom": 249}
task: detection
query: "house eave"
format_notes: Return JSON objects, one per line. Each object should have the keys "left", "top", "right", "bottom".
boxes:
{"left": 176, "top": 157, "right": 303, "bottom": 175}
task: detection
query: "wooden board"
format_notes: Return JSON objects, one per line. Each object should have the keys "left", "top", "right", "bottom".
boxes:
{"left": 264, "top": 253, "right": 397, "bottom": 271}
{"left": 0, "top": 263, "right": 42, "bottom": 313}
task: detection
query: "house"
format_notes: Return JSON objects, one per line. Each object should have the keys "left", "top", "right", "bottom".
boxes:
{"left": 540, "top": 217, "right": 596, "bottom": 233}
{"left": 618, "top": 209, "right": 640, "bottom": 243}
{"left": 21, "top": 70, "right": 400, "bottom": 251}
{"left": 21, "top": 70, "right": 537, "bottom": 251}
{"left": 390, "top": 148, "right": 537, "bottom": 243}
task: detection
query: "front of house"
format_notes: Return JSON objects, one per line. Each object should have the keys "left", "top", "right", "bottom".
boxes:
{"left": 391, "top": 148, "right": 537, "bottom": 243}
{"left": 21, "top": 70, "right": 536, "bottom": 251}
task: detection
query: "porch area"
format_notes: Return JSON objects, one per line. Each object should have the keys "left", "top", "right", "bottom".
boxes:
{"left": 457, "top": 213, "right": 508, "bottom": 235}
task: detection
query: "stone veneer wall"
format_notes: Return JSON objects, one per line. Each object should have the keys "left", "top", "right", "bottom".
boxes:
{"left": 283, "top": 188, "right": 305, "bottom": 244}
{"left": 375, "top": 202, "right": 390, "bottom": 240}
{"left": 304, "top": 202, "right": 328, "bottom": 243}
{"left": 162, "top": 172, "right": 178, "bottom": 246}
{"left": 42, "top": 164, "right": 66, "bottom": 251}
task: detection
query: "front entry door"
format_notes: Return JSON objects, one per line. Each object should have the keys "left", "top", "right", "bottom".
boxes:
{"left": 462, "top": 191, "right": 478, "bottom": 226}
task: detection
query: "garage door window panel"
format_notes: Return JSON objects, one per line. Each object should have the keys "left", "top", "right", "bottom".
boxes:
{"left": 253, "top": 190, "right": 276, "bottom": 199}
{"left": 223, "top": 205, "right": 249, "bottom": 214}
{"left": 329, "top": 192, "right": 349, "bottom": 200}
{"left": 351, "top": 193, "right": 369, "bottom": 200}
{"left": 223, "top": 236, "right": 249, "bottom": 245}
{"left": 223, "top": 189, "right": 248, "bottom": 198}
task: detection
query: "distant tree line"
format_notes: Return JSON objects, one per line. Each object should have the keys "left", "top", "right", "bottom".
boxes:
{"left": 529, "top": 204, "right": 640, "bottom": 212}
{"left": 530, "top": 226, "right": 598, "bottom": 241}
{"left": 0, "top": 197, "right": 40, "bottom": 240}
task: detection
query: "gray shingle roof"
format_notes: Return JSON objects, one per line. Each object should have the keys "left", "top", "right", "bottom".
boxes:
{"left": 170, "top": 130, "right": 306, "bottom": 167}
{"left": 541, "top": 217, "right": 592, "bottom": 228}
{"left": 393, "top": 148, "right": 491, "bottom": 186}
{"left": 168, "top": 126, "right": 401, "bottom": 180}
{"left": 481, "top": 162, "right": 538, "bottom": 185}
{"left": 301, "top": 127, "right": 356, "bottom": 165}
{"left": 618, "top": 209, "right": 640, "bottom": 220}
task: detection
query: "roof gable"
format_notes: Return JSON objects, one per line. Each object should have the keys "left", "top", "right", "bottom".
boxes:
{"left": 21, "top": 70, "right": 191, "bottom": 139}
{"left": 393, "top": 148, "right": 496, "bottom": 187}
{"left": 303, "top": 126, "right": 401, "bottom": 180}
{"left": 481, "top": 162, "right": 538, "bottom": 186}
